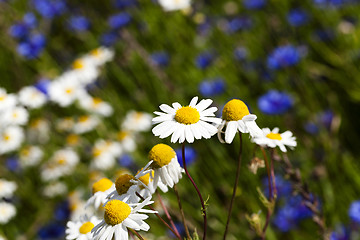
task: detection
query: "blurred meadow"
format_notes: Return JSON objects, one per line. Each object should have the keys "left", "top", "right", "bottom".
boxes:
{"left": 1, "top": 0, "right": 360, "bottom": 239}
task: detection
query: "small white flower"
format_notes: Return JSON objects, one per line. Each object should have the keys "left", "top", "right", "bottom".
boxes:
{"left": 87, "top": 47, "right": 115, "bottom": 66}
{"left": 122, "top": 111, "right": 152, "bottom": 132}
{"left": 0, "top": 88, "right": 17, "bottom": 113}
{"left": 19, "top": 146, "right": 43, "bottom": 168}
{"left": 152, "top": 96, "right": 222, "bottom": 143}
{"left": 117, "top": 131, "right": 136, "bottom": 152}
{"left": 0, "top": 179, "right": 17, "bottom": 199}
{"left": 66, "top": 216, "right": 100, "bottom": 240}
{"left": 0, "top": 126, "right": 24, "bottom": 154}
{"left": 27, "top": 118, "right": 50, "bottom": 144}
{"left": 91, "top": 140, "right": 123, "bottom": 170}
{"left": 0, "top": 202, "right": 16, "bottom": 224}
{"left": 43, "top": 182, "right": 68, "bottom": 198}
{"left": 73, "top": 115, "right": 99, "bottom": 134}
{"left": 68, "top": 58, "right": 99, "bottom": 85}
{"left": 18, "top": 86, "right": 47, "bottom": 109}
{"left": 86, "top": 178, "right": 115, "bottom": 209}
{"left": 1, "top": 106, "right": 29, "bottom": 126}
{"left": 158, "top": 0, "right": 191, "bottom": 11}
{"left": 252, "top": 127, "right": 297, "bottom": 152}
{"left": 49, "top": 77, "right": 84, "bottom": 107}
{"left": 78, "top": 93, "right": 113, "bottom": 117}
{"left": 218, "top": 99, "right": 262, "bottom": 144}
{"left": 92, "top": 197, "right": 157, "bottom": 240}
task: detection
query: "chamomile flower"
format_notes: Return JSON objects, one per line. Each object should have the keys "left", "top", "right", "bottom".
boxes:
{"left": 122, "top": 111, "right": 152, "bottom": 132}
{"left": 43, "top": 181, "right": 68, "bottom": 198}
{"left": 107, "top": 174, "right": 141, "bottom": 204}
{"left": 218, "top": 99, "right": 262, "bottom": 144}
{"left": 0, "top": 126, "right": 24, "bottom": 154}
{"left": 0, "top": 202, "right": 16, "bottom": 224}
{"left": 69, "top": 58, "right": 99, "bottom": 85}
{"left": 78, "top": 94, "right": 113, "bottom": 117}
{"left": 87, "top": 47, "right": 115, "bottom": 66}
{"left": 66, "top": 216, "right": 100, "bottom": 240}
{"left": 0, "top": 179, "right": 17, "bottom": 199}
{"left": 0, "top": 88, "right": 17, "bottom": 112}
{"left": 18, "top": 86, "right": 47, "bottom": 109}
{"left": 87, "top": 178, "right": 115, "bottom": 209}
{"left": 49, "top": 77, "right": 84, "bottom": 107}
{"left": 1, "top": 106, "right": 29, "bottom": 126}
{"left": 158, "top": 0, "right": 191, "bottom": 11}
{"left": 73, "top": 115, "right": 99, "bottom": 134}
{"left": 117, "top": 131, "right": 136, "bottom": 152}
{"left": 152, "top": 96, "right": 222, "bottom": 143}
{"left": 252, "top": 127, "right": 297, "bottom": 152}
{"left": 147, "top": 144, "right": 183, "bottom": 189}
{"left": 91, "top": 140, "right": 123, "bottom": 170}
{"left": 91, "top": 197, "right": 157, "bottom": 240}
{"left": 27, "top": 118, "right": 50, "bottom": 144}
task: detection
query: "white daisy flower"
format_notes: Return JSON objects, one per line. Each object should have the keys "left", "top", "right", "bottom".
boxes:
{"left": 147, "top": 144, "right": 183, "bottom": 189}
{"left": 86, "top": 178, "right": 116, "bottom": 209}
{"left": 69, "top": 58, "right": 99, "bottom": 85}
{"left": 78, "top": 93, "right": 113, "bottom": 117}
{"left": 217, "top": 99, "right": 262, "bottom": 144}
{"left": 158, "top": 0, "right": 191, "bottom": 12}
{"left": 122, "top": 111, "right": 152, "bottom": 132}
{"left": 49, "top": 77, "right": 84, "bottom": 107}
{"left": 1, "top": 106, "right": 29, "bottom": 126}
{"left": 42, "top": 181, "right": 68, "bottom": 198}
{"left": 91, "top": 140, "right": 123, "bottom": 170}
{"left": 73, "top": 115, "right": 99, "bottom": 134}
{"left": 0, "top": 126, "right": 24, "bottom": 154}
{"left": 0, "top": 202, "right": 16, "bottom": 224}
{"left": 87, "top": 47, "right": 114, "bottom": 66}
{"left": 152, "top": 96, "right": 222, "bottom": 143}
{"left": 18, "top": 86, "right": 47, "bottom": 109}
{"left": 27, "top": 118, "right": 50, "bottom": 144}
{"left": 66, "top": 216, "right": 100, "bottom": 240}
{"left": 91, "top": 197, "right": 157, "bottom": 240}
{"left": 117, "top": 131, "right": 136, "bottom": 153}
{"left": 252, "top": 127, "right": 297, "bottom": 152}
{"left": 0, "top": 179, "right": 17, "bottom": 199}
{"left": 0, "top": 88, "right": 17, "bottom": 113}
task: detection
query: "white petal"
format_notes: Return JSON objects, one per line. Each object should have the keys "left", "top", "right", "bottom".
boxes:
{"left": 272, "top": 127, "right": 280, "bottom": 133}
{"left": 159, "top": 104, "right": 175, "bottom": 114}
{"left": 170, "top": 124, "right": 183, "bottom": 143}
{"left": 196, "top": 99, "right": 213, "bottom": 112}
{"left": 200, "top": 106, "right": 218, "bottom": 117}
{"left": 172, "top": 102, "right": 182, "bottom": 109}
{"left": 225, "top": 121, "right": 238, "bottom": 144}
{"left": 185, "top": 126, "right": 194, "bottom": 143}
{"left": 245, "top": 121, "right": 263, "bottom": 137}
{"left": 189, "top": 96, "right": 198, "bottom": 107}
{"left": 242, "top": 114, "right": 257, "bottom": 121}
{"left": 190, "top": 123, "right": 202, "bottom": 139}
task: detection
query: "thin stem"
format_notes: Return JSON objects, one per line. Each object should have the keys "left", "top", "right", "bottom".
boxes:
{"left": 223, "top": 133, "right": 243, "bottom": 240}
{"left": 156, "top": 190, "right": 182, "bottom": 239}
{"left": 174, "top": 184, "right": 190, "bottom": 239}
{"left": 182, "top": 142, "right": 207, "bottom": 240}
{"left": 135, "top": 192, "right": 181, "bottom": 239}
{"left": 270, "top": 149, "right": 277, "bottom": 197}
{"left": 129, "top": 228, "right": 144, "bottom": 240}
{"left": 260, "top": 147, "right": 273, "bottom": 240}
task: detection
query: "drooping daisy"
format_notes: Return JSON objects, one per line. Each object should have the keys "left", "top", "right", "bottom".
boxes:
{"left": 122, "top": 111, "right": 152, "bottom": 132}
{"left": 0, "top": 179, "right": 17, "bottom": 199}
{"left": 152, "top": 96, "right": 222, "bottom": 143}
{"left": 66, "top": 216, "right": 100, "bottom": 240}
{"left": 0, "top": 202, "right": 16, "bottom": 224}
{"left": 0, "top": 126, "right": 24, "bottom": 154}
{"left": 107, "top": 174, "right": 141, "bottom": 204}
{"left": 147, "top": 144, "right": 183, "bottom": 189}
{"left": 158, "top": 0, "right": 191, "bottom": 12}
{"left": 18, "top": 86, "right": 47, "bottom": 109}
{"left": 86, "top": 178, "right": 115, "bottom": 209}
{"left": 252, "top": 127, "right": 297, "bottom": 152}
{"left": 218, "top": 99, "right": 262, "bottom": 144}
{"left": 91, "top": 197, "right": 157, "bottom": 240}
{"left": 73, "top": 115, "right": 99, "bottom": 134}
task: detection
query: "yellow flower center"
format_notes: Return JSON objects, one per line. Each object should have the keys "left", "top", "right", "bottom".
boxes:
{"left": 20, "top": 147, "right": 30, "bottom": 157}
{"left": 65, "top": 88, "right": 73, "bottom": 95}
{"left": 92, "top": 178, "right": 113, "bottom": 194}
{"left": 12, "top": 112, "right": 18, "bottom": 119}
{"left": 266, "top": 133, "right": 282, "bottom": 140}
{"left": 148, "top": 144, "right": 175, "bottom": 169}
{"left": 0, "top": 95, "right": 5, "bottom": 101}
{"left": 66, "top": 134, "right": 79, "bottom": 145}
{"left": 57, "top": 158, "right": 66, "bottom": 165}
{"left": 3, "top": 134, "right": 10, "bottom": 141}
{"left": 222, "top": 99, "right": 250, "bottom": 121}
{"left": 90, "top": 48, "right": 101, "bottom": 57}
{"left": 92, "top": 147, "right": 103, "bottom": 157}
{"left": 79, "top": 116, "right": 89, "bottom": 123}
{"left": 115, "top": 174, "right": 135, "bottom": 195}
{"left": 104, "top": 200, "right": 131, "bottom": 226}
{"left": 79, "top": 222, "right": 94, "bottom": 234}
{"left": 92, "top": 97, "right": 103, "bottom": 106}
{"left": 175, "top": 106, "right": 200, "bottom": 125}
{"left": 72, "top": 59, "right": 84, "bottom": 69}
{"left": 117, "top": 131, "right": 128, "bottom": 141}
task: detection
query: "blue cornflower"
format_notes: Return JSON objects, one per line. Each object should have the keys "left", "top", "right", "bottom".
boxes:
{"left": 198, "top": 78, "right": 226, "bottom": 97}
{"left": 273, "top": 205, "right": 298, "bottom": 232}
{"left": 313, "top": 29, "right": 335, "bottom": 42}
{"left": 6, "top": 157, "right": 19, "bottom": 172}
{"left": 33, "top": 0, "right": 67, "bottom": 19}
{"left": 168, "top": 222, "right": 185, "bottom": 238}
{"left": 195, "top": 51, "right": 214, "bottom": 69}
{"left": 267, "top": 45, "right": 301, "bottom": 70}
{"left": 319, "top": 110, "right": 333, "bottom": 130}
{"left": 150, "top": 51, "right": 170, "bottom": 67}
{"left": 257, "top": 90, "right": 293, "bottom": 115}
{"left": 68, "top": 15, "right": 90, "bottom": 32}
{"left": 348, "top": 200, "right": 360, "bottom": 223}
{"left": 114, "top": 0, "right": 137, "bottom": 8}
{"left": 9, "top": 23, "right": 29, "bottom": 39}
{"left": 108, "top": 13, "right": 131, "bottom": 29}
{"left": 227, "top": 16, "right": 252, "bottom": 33}
{"left": 34, "top": 78, "right": 51, "bottom": 95}
{"left": 287, "top": 8, "right": 309, "bottom": 27}
{"left": 243, "top": 0, "right": 266, "bottom": 9}
{"left": 330, "top": 225, "right": 350, "bottom": 240}
{"left": 234, "top": 47, "right": 247, "bottom": 61}
{"left": 263, "top": 175, "right": 292, "bottom": 199}
{"left": 54, "top": 201, "right": 70, "bottom": 221}
{"left": 313, "top": 0, "right": 344, "bottom": 7}
{"left": 175, "top": 146, "right": 197, "bottom": 168}
{"left": 38, "top": 222, "right": 66, "bottom": 240}
{"left": 23, "top": 12, "right": 37, "bottom": 28}
{"left": 304, "top": 122, "right": 319, "bottom": 135}
{"left": 100, "top": 31, "right": 119, "bottom": 46}
{"left": 17, "top": 33, "right": 46, "bottom": 59}
{"left": 118, "top": 154, "right": 134, "bottom": 168}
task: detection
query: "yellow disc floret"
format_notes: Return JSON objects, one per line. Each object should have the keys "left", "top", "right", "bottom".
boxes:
{"left": 222, "top": 99, "right": 250, "bottom": 121}
{"left": 137, "top": 170, "right": 152, "bottom": 189}
{"left": 104, "top": 200, "right": 131, "bottom": 226}
{"left": 148, "top": 144, "right": 175, "bottom": 169}
{"left": 79, "top": 222, "right": 94, "bottom": 234}
{"left": 72, "top": 59, "right": 84, "bottom": 69}
{"left": 266, "top": 133, "right": 282, "bottom": 140}
{"left": 175, "top": 106, "right": 200, "bottom": 125}
{"left": 92, "top": 178, "right": 113, "bottom": 194}
{"left": 115, "top": 174, "right": 135, "bottom": 195}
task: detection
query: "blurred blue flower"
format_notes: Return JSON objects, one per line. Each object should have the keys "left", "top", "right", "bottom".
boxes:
{"left": 114, "top": 0, "right": 137, "bottom": 8}
{"left": 330, "top": 225, "right": 350, "bottom": 240}
{"left": 118, "top": 154, "right": 134, "bottom": 168}
{"left": 243, "top": 0, "right": 266, "bottom": 9}
{"left": 313, "top": 0, "right": 344, "bottom": 7}
{"left": 6, "top": 157, "right": 19, "bottom": 172}
{"left": 68, "top": 15, "right": 90, "bottom": 32}
{"left": 348, "top": 200, "right": 360, "bottom": 223}
{"left": 150, "top": 51, "right": 170, "bottom": 67}
{"left": 257, "top": 90, "right": 293, "bottom": 115}
{"left": 227, "top": 16, "right": 252, "bottom": 33}
{"left": 38, "top": 222, "right": 65, "bottom": 240}
{"left": 313, "top": 29, "right": 335, "bottom": 42}
{"left": 198, "top": 78, "right": 226, "bottom": 97}
{"left": 23, "top": 12, "right": 37, "bottom": 28}
{"left": 197, "top": 20, "right": 212, "bottom": 36}
{"left": 54, "top": 201, "right": 70, "bottom": 221}
{"left": 17, "top": 33, "right": 46, "bottom": 59}
{"left": 33, "top": 0, "right": 67, "bottom": 19}
{"left": 263, "top": 175, "right": 292, "bottom": 199}
{"left": 34, "top": 78, "right": 51, "bottom": 95}
{"left": 234, "top": 47, "right": 247, "bottom": 61}
{"left": 304, "top": 122, "right": 319, "bottom": 135}
{"left": 319, "top": 110, "right": 334, "bottom": 130}
{"left": 100, "top": 32, "right": 119, "bottom": 46}
{"left": 195, "top": 51, "right": 214, "bottom": 69}
{"left": 9, "top": 23, "right": 29, "bottom": 39}
{"left": 168, "top": 222, "right": 185, "bottom": 238}
{"left": 267, "top": 45, "right": 301, "bottom": 70}
{"left": 108, "top": 13, "right": 131, "bottom": 29}
{"left": 287, "top": 8, "right": 309, "bottom": 27}
{"left": 175, "top": 146, "right": 197, "bottom": 168}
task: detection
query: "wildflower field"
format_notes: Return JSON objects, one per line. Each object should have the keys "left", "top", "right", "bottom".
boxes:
{"left": 1, "top": 0, "right": 360, "bottom": 239}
